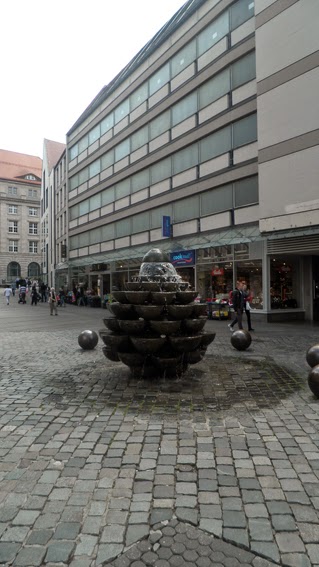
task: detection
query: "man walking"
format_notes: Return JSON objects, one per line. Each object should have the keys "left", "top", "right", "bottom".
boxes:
{"left": 3, "top": 285, "right": 12, "bottom": 305}
{"left": 228, "top": 280, "right": 245, "bottom": 331}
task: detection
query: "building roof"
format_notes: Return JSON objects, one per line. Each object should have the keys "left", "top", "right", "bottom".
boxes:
{"left": 44, "top": 139, "right": 66, "bottom": 174}
{"left": 68, "top": 0, "right": 205, "bottom": 135}
{"left": 0, "top": 148, "right": 42, "bottom": 185}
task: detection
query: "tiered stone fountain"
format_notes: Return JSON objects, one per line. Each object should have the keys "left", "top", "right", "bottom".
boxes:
{"left": 99, "top": 249, "right": 215, "bottom": 378}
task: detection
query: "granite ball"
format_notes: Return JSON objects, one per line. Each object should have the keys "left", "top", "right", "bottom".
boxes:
{"left": 308, "top": 364, "right": 319, "bottom": 398}
{"left": 306, "top": 344, "right": 319, "bottom": 368}
{"left": 231, "top": 329, "right": 252, "bottom": 351}
{"left": 78, "top": 330, "right": 99, "bottom": 350}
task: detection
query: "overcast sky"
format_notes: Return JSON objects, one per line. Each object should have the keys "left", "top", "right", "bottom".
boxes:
{"left": 0, "top": 0, "right": 186, "bottom": 158}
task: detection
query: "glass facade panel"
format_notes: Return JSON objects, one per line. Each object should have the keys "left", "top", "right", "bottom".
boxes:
{"left": 173, "top": 144, "right": 198, "bottom": 175}
{"left": 89, "top": 159, "right": 101, "bottom": 178}
{"left": 101, "top": 223, "right": 115, "bottom": 240}
{"left": 70, "top": 175, "right": 78, "bottom": 190}
{"left": 234, "top": 176, "right": 258, "bottom": 207}
{"left": 270, "top": 257, "right": 300, "bottom": 309}
{"left": 130, "top": 82, "right": 148, "bottom": 110}
{"left": 149, "top": 63, "right": 170, "bottom": 95}
{"left": 233, "top": 113, "right": 257, "bottom": 148}
{"left": 79, "top": 200, "right": 89, "bottom": 216}
{"left": 79, "top": 168, "right": 89, "bottom": 185}
{"left": 70, "top": 145, "right": 78, "bottom": 160}
{"left": 78, "top": 232, "right": 89, "bottom": 247}
{"left": 101, "top": 150, "right": 114, "bottom": 170}
{"left": 132, "top": 212, "right": 150, "bottom": 233}
{"left": 150, "top": 158, "right": 171, "bottom": 184}
{"left": 231, "top": 0, "right": 255, "bottom": 30}
{"left": 131, "top": 169, "right": 149, "bottom": 193}
{"left": 70, "top": 205, "right": 79, "bottom": 220}
{"left": 174, "top": 195, "right": 200, "bottom": 222}
{"left": 89, "top": 193, "right": 101, "bottom": 211}
{"left": 200, "top": 126, "right": 231, "bottom": 162}
{"left": 197, "top": 11, "right": 229, "bottom": 57}
{"left": 115, "top": 99, "right": 130, "bottom": 124}
{"left": 231, "top": 51, "right": 256, "bottom": 89}
{"left": 78, "top": 135, "right": 88, "bottom": 154}
{"left": 115, "top": 179, "right": 130, "bottom": 199}
{"left": 131, "top": 125, "right": 148, "bottom": 151}
{"left": 102, "top": 186, "right": 115, "bottom": 205}
{"left": 116, "top": 218, "right": 131, "bottom": 237}
{"left": 89, "top": 227, "right": 102, "bottom": 245}
{"left": 172, "top": 92, "right": 198, "bottom": 126}
{"left": 151, "top": 204, "right": 173, "bottom": 228}
{"left": 149, "top": 111, "right": 170, "bottom": 140}
{"left": 199, "top": 68, "right": 230, "bottom": 109}
{"left": 101, "top": 113, "right": 114, "bottom": 134}
{"left": 89, "top": 125, "right": 100, "bottom": 145}
{"left": 171, "top": 39, "right": 196, "bottom": 77}
{"left": 115, "top": 139, "right": 130, "bottom": 161}
{"left": 200, "top": 184, "right": 233, "bottom": 215}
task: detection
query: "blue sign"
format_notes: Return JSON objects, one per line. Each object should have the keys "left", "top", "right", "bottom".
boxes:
{"left": 162, "top": 216, "right": 171, "bottom": 237}
{"left": 170, "top": 250, "right": 195, "bottom": 267}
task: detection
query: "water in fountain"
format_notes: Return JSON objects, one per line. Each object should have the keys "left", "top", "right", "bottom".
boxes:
{"left": 99, "top": 248, "right": 215, "bottom": 377}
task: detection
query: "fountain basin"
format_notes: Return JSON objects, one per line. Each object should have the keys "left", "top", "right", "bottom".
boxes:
{"left": 130, "top": 336, "right": 166, "bottom": 354}
{"left": 108, "top": 303, "right": 136, "bottom": 319}
{"left": 176, "top": 291, "right": 198, "bottom": 304}
{"left": 125, "top": 282, "right": 142, "bottom": 291}
{"left": 168, "top": 335, "right": 202, "bottom": 352}
{"left": 139, "top": 282, "right": 161, "bottom": 292}
{"left": 167, "top": 304, "right": 194, "bottom": 320}
{"left": 125, "top": 291, "right": 150, "bottom": 305}
{"left": 102, "top": 346, "right": 121, "bottom": 362}
{"left": 184, "top": 349, "right": 203, "bottom": 364}
{"left": 182, "top": 317, "right": 207, "bottom": 333}
{"left": 118, "top": 319, "right": 146, "bottom": 334}
{"left": 200, "top": 332, "right": 216, "bottom": 348}
{"left": 99, "top": 330, "right": 130, "bottom": 350}
{"left": 192, "top": 303, "right": 208, "bottom": 317}
{"left": 103, "top": 318, "right": 121, "bottom": 332}
{"left": 111, "top": 291, "right": 129, "bottom": 303}
{"left": 118, "top": 351, "right": 145, "bottom": 367}
{"left": 150, "top": 320, "right": 181, "bottom": 336}
{"left": 135, "top": 304, "right": 164, "bottom": 320}
{"left": 162, "top": 282, "right": 179, "bottom": 291}
{"left": 151, "top": 291, "right": 176, "bottom": 305}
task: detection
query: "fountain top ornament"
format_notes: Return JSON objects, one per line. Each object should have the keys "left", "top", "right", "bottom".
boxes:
{"left": 139, "top": 248, "right": 184, "bottom": 283}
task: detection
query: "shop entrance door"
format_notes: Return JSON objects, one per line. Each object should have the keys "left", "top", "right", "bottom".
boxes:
{"left": 312, "top": 256, "right": 319, "bottom": 321}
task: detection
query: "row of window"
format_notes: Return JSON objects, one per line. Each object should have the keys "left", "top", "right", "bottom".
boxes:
{"left": 69, "top": 53, "right": 255, "bottom": 190}
{"left": 7, "top": 261, "right": 41, "bottom": 279}
{"left": 8, "top": 205, "right": 39, "bottom": 216}
{"left": 69, "top": 175, "right": 258, "bottom": 250}
{"left": 8, "top": 241, "right": 38, "bottom": 253}
{"left": 8, "top": 187, "right": 38, "bottom": 198}
{"left": 8, "top": 222, "right": 38, "bottom": 234}
{"left": 69, "top": 113, "right": 257, "bottom": 219}
{"left": 69, "top": 0, "right": 255, "bottom": 162}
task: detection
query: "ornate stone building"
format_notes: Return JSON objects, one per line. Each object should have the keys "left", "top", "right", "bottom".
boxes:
{"left": 0, "top": 149, "right": 42, "bottom": 284}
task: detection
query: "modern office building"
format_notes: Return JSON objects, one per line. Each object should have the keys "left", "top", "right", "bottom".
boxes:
{"left": 41, "top": 139, "right": 66, "bottom": 287}
{"left": 59, "top": 0, "right": 319, "bottom": 321}
{"left": 0, "top": 149, "right": 42, "bottom": 284}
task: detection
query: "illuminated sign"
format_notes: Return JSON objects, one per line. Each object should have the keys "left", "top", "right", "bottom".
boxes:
{"left": 170, "top": 250, "right": 195, "bottom": 267}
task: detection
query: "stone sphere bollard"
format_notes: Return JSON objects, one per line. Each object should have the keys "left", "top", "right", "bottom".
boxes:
{"left": 231, "top": 329, "right": 252, "bottom": 351}
{"left": 308, "top": 364, "right": 319, "bottom": 398}
{"left": 78, "top": 330, "right": 99, "bottom": 350}
{"left": 306, "top": 344, "right": 319, "bottom": 368}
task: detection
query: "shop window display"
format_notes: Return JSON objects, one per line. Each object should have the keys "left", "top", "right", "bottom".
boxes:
{"left": 270, "top": 258, "right": 300, "bottom": 309}
{"left": 237, "top": 260, "right": 263, "bottom": 309}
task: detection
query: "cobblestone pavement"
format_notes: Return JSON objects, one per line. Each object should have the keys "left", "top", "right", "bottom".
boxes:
{"left": 0, "top": 298, "right": 319, "bottom": 566}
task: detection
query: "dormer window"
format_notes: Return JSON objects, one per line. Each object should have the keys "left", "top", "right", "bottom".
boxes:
{"left": 25, "top": 174, "right": 36, "bottom": 180}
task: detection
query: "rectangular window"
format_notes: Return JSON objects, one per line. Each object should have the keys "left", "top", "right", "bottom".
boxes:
{"left": 199, "top": 68, "right": 230, "bottom": 109}
{"left": 131, "top": 125, "right": 148, "bottom": 152}
{"left": 70, "top": 204, "right": 79, "bottom": 221}
{"left": 149, "top": 63, "right": 170, "bottom": 96}
{"left": 78, "top": 135, "right": 89, "bottom": 154}
{"left": 150, "top": 158, "right": 171, "bottom": 184}
{"left": 89, "top": 124, "right": 100, "bottom": 145}
{"left": 29, "top": 222, "right": 38, "bottom": 235}
{"left": 79, "top": 168, "right": 89, "bottom": 185}
{"left": 130, "top": 82, "right": 148, "bottom": 111}
{"left": 28, "top": 189, "right": 38, "bottom": 198}
{"left": 101, "top": 112, "right": 114, "bottom": 134}
{"left": 29, "top": 241, "right": 38, "bottom": 253}
{"left": 8, "top": 205, "right": 18, "bottom": 214}
{"left": 115, "top": 139, "right": 130, "bottom": 162}
{"left": 101, "top": 223, "right": 115, "bottom": 240}
{"left": 198, "top": 11, "right": 230, "bottom": 57}
{"left": 102, "top": 186, "right": 115, "bottom": 206}
{"left": 79, "top": 200, "right": 89, "bottom": 216}
{"left": 173, "top": 144, "right": 199, "bottom": 175}
{"left": 231, "top": 0, "right": 255, "bottom": 30}
{"left": 28, "top": 207, "right": 38, "bottom": 216}
{"left": 200, "top": 184, "right": 233, "bottom": 215}
{"left": 132, "top": 212, "right": 150, "bottom": 233}
{"left": 101, "top": 150, "right": 114, "bottom": 170}
{"left": 89, "top": 159, "right": 101, "bottom": 178}
{"left": 69, "top": 144, "right": 79, "bottom": 160}
{"left": 115, "top": 179, "right": 130, "bottom": 199}
{"left": 172, "top": 92, "right": 198, "bottom": 127}
{"left": 89, "top": 193, "right": 101, "bottom": 212}
{"left": 234, "top": 176, "right": 258, "bottom": 207}
{"left": 171, "top": 39, "right": 196, "bottom": 78}
{"left": 8, "top": 221, "right": 18, "bottom": 233}
{"left": 232, "top": 114, "right": 257, "bottom": 148}
{"left": 231, "top": 52, "right": 256, "bottom": 89}
{"left": 131, "top": 170, "right": 149, "bottom": 193}
{"left": 200, "top": 126, "right": 231, "bottom": 162}
{"left": 70, "top": 174, "right": 79, "bottom": 191}
{"left": 89, "top": 227, "right": 102, "bottom": 245}
{"left": 151, "top": 205, "right": 173, "bottom": 229}
{"left": 9, "top": 240, "right": 18, "bottom": 252}
{"left": 149, "top": 110, "right": 170, "bottom": 140}
{"left": 174, "top": 195, "right": 200, "bottom": 223}
{"left": 115, "top": 99, "right": 130, "bottom": 124}
{"left": 8, "top": 186, "right": 17, "bottom": 195}
{"left": 115, "top": 218, "right": 131, "bottom": 238}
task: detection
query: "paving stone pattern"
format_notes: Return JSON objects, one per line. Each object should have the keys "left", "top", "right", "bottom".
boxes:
{"left": 0, "top": 301, "right": 319, "bottom": 565}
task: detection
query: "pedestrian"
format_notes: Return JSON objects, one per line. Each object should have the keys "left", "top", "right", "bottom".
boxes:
{"left": 49, "top": 287, "right": 58, "bottom": 315}
{"left": 19, "top": 282, "right": 27, "bottom": 304}
{"left": 40, "top": 282, "right": 47, "bottom": 302}
{"left": 31, "top": 286, "right": 38, "bottom": 306}
{"left": 228, "top": 280, "right": 245, "bottom": 332}
{"left": 3, "top": 285, "right": 12, "bottom": 305}
{"left": 242, "top": 284, "right": 254, "bottom": 331}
